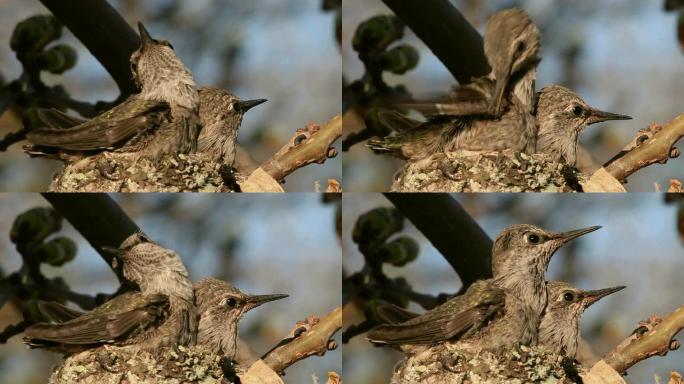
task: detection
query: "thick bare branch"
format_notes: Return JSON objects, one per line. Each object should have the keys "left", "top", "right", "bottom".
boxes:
{"left": 381, "top": 0, "right": 489, "bottom": 84}
{"left": 41, "top": 193, "right": 140, "bottom": 283}
{"left": 39, "top": 0, "right": 139, "bottom": 97}
{"left": 384, "top": 193, "right": 492, "bottom": 288}
{"left": 605, "top": 115, "right": 684, "bottom": 182}
{"left": 603, "top": 306, "right": 684, "bottom": 374}
{"left": 262, "top": 307, "right": 342, "bottom": 374}
{"left": 260, "top": 115, "right": 341, "bottom": 182}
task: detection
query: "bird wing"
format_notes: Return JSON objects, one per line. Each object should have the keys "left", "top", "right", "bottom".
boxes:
{"left": 37, "top": 301, "right": 86, "bottom": 323}
{"left": 37, "top": 109, "right": 88, "bottom": 129}
{"left": 27, "top": 100, "right": 169, "bottom": 150}
{"left": 377, "top": 303, "right": 419, "bottom": 324}
{"left": 367, "top": 308, "right": 479, "bottom": 345}
{"left": 24, "top": 293, "right": 169, "bottom": 346}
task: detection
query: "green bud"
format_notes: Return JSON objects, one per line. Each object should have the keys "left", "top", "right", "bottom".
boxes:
{"left": 379, "top": 44, "right": 419, "bottom": 74}
{"left": 35, "top": 237, "right": 77, "bottom": 266}
{"left": 10, "top": 15, "right": 62, "bottom": 52}
{"left": 21, "top": 108, "right": 43, "bottom": 129}
{"left": 352, "top": 207, "right": 404, "bottom": 246}
{"left": 375, "top": 236, "right": 419, "bottom": 266}
{"left": 352, "top": 15, "right": 404, "bottom": 53}
{"left": 36, "top": 44, "right": 77, "bottom": 74}
{"left": 10, "top": 207, "right": 62, "bottom": 244}
{"left": 364, "top": 108, "right": 391, "bottom": 137}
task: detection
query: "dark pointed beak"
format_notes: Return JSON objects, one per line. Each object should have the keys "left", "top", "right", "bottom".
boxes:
{"left": 489, "top": 69, "right": 511, "bottom": 117}
{"left": 101, "top": 245, "right": 125, "bottom": 256}
{"left": 582, "top": 286, "right": 625, "bottom": 308}
{"left": 236, "top": 98, "right": 267, "bottom": 113}
{"left": 587, "top": 109, "right": 632, "bottom": 126}
{"left": 554, "top": 225, "right": 602, "bottom": 245}
{"left": 245, "top": 293, "right": 288, "bottom": 311}
{"left": 138, "top": 22, "right": 154, "bottom": 49}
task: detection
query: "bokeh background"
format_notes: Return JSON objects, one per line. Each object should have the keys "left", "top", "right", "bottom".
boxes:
{"left": 0, "top": 0, "right": 341, "bottom": 191}
{"left": 343, "top": 193, "right": 684, "bottom": 383}
{"left": 0, "top": 193, "right": 342, "bottom": 383}
{"left": 343, "top": 0, "right": 684, "bottom": 191}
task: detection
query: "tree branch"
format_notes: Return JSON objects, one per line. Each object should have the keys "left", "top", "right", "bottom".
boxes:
{"left": 260, "top": 115, "right": 341, "bottom": 182}
{"left": 39, "top": 0, "right": 139, "bottom": 97}
{"left": 380, "top": 0, "right": 489, "bottom": 84}
{"left": 383, "top": 193, "right": 492, "bottom": 288}
{"left": 41, "top": 193, "right": 140, "bottom": 283}
{"left": 605, "top": 114, "right": 684, "bottom": 182}
{"left": 602, "top": 306, "right": 684, "bottom": 374}
{"left": 262, "top": 306, "right": 341, "bottom": 374}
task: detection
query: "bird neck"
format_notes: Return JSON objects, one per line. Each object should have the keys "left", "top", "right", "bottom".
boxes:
{"left": 537, "top": 122, "right": 579, "bottom": 165}
{"left": 494, "top": 259, "right": 547, "bottom": 317}
{"left": 198, "top": 315, "right": 240, "bottom": 357}
{"left": 538, "top": 312, "right": 580, "bottom": 357}
{"left": 511, "top": 66, "right": 537, "bottom": 113}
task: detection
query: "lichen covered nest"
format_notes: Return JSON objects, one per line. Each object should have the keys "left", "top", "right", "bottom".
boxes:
{"left": 48, "top": 153, "right": 238, "bottom": 192}
{"left": 392, "top": 343, "right": 580, "bottom": 384}
{"left": 391, "top": 151, "right": 581, "bottom": 192}
{"left": 49, "top": 345, "right": 226, "bottom": 384}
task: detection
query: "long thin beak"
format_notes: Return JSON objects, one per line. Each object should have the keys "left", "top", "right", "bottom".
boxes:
{"left": 101, "top": 245, "right": 124, "bottom": 256}
{"left": 236, "top": 99, "right": 267, "bottom": 113}
{"left": 582, "top": 286, "right": 625, "bottom": 308}
{"left": 554, "top": 225, "right": 602, "bottom": 244}
{"left": 489, "top": 69, "right": 511, "bottom": 117}
{"left": 245, "top": 293, "right": 288, "bottom": 311}
{"left": 138, "top": 22, "right": 154, "bottom": 49}
{"left": 587, "top": 109, "right": 632, "bottom": 125}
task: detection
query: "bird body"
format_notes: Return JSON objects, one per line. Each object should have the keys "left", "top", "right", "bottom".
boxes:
{"left": 535, "top": 85, "right": 632, "bottom": 166}
{"left": 196, "top": 86, "right": 266, "bottom": 166}
{"left": 25, "top": 23, "right": 200, "bottom": 162}
{"left": 195, "top": 278, "right": 287, "bottom": 358}
{"left": 367, "top": 224, "right": 601, "bottom": 350}
{"left": 24, "top": 233, "right": 195, "bottom": 354}
{"left": 368, "top": 8, "right": 541, "bottom": 160}
{"left": 539, "top": 281, "right": 624, "bottom": 358}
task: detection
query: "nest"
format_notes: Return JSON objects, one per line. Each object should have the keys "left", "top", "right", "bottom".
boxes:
{"left": 49, "top": 345, "right": 227, "bottom": 384}
{"left": 391, "top": 343, "right": 581, "bottom": 384}
{"left": 390, "top": 151, "right": 582, "bottom": 192}
{"left": 47, "top": 153, "right": 239, "bottom": 192}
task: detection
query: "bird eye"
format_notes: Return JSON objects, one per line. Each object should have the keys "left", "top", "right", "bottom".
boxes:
{"left": 572, "top": 106, "right": 583, "bottom": 116}
{"left": 226, "top": 298, "right": 237, "bottom": 307}
{"left": 527, "top": 234, "right": 540, "bottom": 244}
{"left": 563, "top": 292, "right": 575, "bottom": 302}
{"left": 517, "top": 41, "right": 526, "bottom": 52}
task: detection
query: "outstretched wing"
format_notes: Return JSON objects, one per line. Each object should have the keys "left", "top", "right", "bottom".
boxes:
{"left": 27, "top": 99, "right": 169, "bottom": 151}
{"left": 24, "top": 293, "right": 169, "bottom": 347}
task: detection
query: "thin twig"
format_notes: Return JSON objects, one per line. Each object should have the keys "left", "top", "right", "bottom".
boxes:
{"left": 605, "top": 115, "right": 684, "bottom": 182}
{"left": 260, "top": 115, "right": 341, "bottom": 182}
{"left": 262, "top": 307, "right": 341, "bottom": 374}
{"left": 603, "top": 305, "right": 684, "bottom": 374}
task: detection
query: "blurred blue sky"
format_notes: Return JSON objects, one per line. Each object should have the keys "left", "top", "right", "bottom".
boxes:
{"left": 343, "top": 0, "right": 684, "bottom": 191}
{"left": 0, "top": 193, "right": 341, "bottom": 383}
{"left": 343, "top": 193, "right": 684, "bottom": 384}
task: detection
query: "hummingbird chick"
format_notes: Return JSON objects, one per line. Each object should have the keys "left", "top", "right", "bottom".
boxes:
{"left": 196, "top": 86, "right": 266, "bottom": 166}
{"left": 367, "top": 224, "right": 600, "bottom": 350}
{"left": 368, "top": 8, "right": 541, "bottom": 160}
{"left": 535, "top": 85, "right": 632, "bottom": 166}
{"left": 539, "top": 281, "right": 625, "bottom": 358}
{"left": 24, "top": 233, "right": 195, "bottom": 353}
{"left": 195, "top": 278, "right": 287, "bottom": 359}
{"left": 25, "top": 22, "right": 200, "bottom": 162}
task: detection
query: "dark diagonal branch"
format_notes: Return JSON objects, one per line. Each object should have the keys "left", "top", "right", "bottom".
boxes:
{"left": 41, "top": 193, "right": 140, "bottom": 283}
{"left": 39, "top": 0, "right": 139, "bottom": 97}
{"left": 384, "top": 193, "right": 492, "bottom": 288}
{"left": 381, "top": 0, "right": 489, "bottom": 83}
